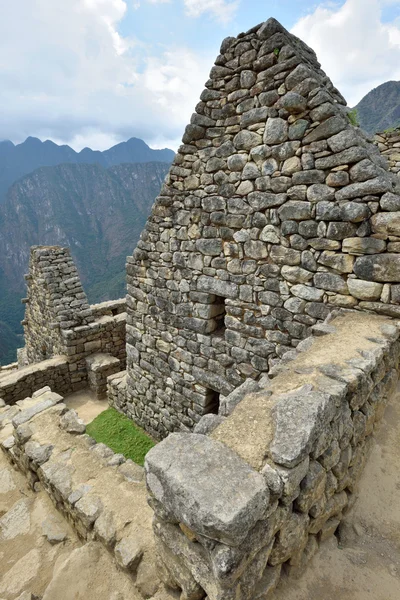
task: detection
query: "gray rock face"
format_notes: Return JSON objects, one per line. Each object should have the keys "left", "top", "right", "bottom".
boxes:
{"left": 380, "top": 191, "right": 400, "bottom": 211}
{"left": 25, "top": 441, "right": 54, "bottom": 465}
{"left": 264, "top": 118, "right": 288, "bottom": 145}
{"left": 347, "top": 279, "right": 383, "bottom": 300}
{"left": 60, "top": 409, "right": 86, "bottom": 434}
{"left": 145, "top": 433, "right": 269, "bottom": 545}
{"left": 114, "top": 536, "right": 143, "bottom": 571}
{"left": 193, "top": 414, "right": 226, "bottom": 434}
{"left": 335, "top": 176, "right": 392, "bottom": 200}
{"left": 371, "top": 212, "right": 400, "bottom": 236}
{"left": 12, "top": 392, "right": 63, "bottom": 427}
{"left": 270, "top": 389, "right": 334, "bottom": 467}
{"left": 354, "top": 254, "right": 400, "bottom": 282}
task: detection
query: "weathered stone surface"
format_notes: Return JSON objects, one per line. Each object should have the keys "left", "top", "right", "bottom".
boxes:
{"left": 264, "top": 118, "right": 288, "bottom": 144}
{"left": 114, "top": 536, "right": 143, "bottom": 571}
{"left": 380, "top": 191, "right": 400, "bottom": 211}
{"left": 303, "top": 116, "right": 347, "bottom": 144}
{"left": 342, "top": 237, "right": 386, "bottom": 255}
{"left": 291, "top": 284, "right": 324, "bottom": 301}
{"left": 317, "top": 251, "right": 354, "bottom": 273}
{"left": 277, "top": 92, "right": 307, "bottom": 114}
{"left": 347, "top": 279, "right": 383, "bottom": 301}
{"left": 75, "top": 494, "right": 103, "bottom": 528}
{"left": 193, "top": 414, "right": 226, "bottom": 435}
{"left": 12, "top": 392, "right": 63, "bottom": 427}
{"left": 60, "top": 409, "right": 86, "bottom": 434}
{"left": 314, "top": 273, "right": 348, "bottom": 294}
{"left": 25, "top": 440, "right": 54, "bottom": 465}
{"left": 41, "top": 515, "right": 68, "bottom": 544}
{"left": 117, "top": 460, "right": 145, "bottom": 483}
{"left": 270, "top": 389, "right": 334, "bottom": 467}
{"left": 278, "top": 201, "right": 312, "bottom": 221}
{"left": 281, "top": 266, "right": 313, "bottom": 284}
{"left": 335, "top": 176, "right": 392, "bottom": 201}
{"left": 234, "top": 130, "right": 262, "bottom": 150}
{"left": 145, "top": 433, "right": 268, "bottom": 545}
{"left": 0, "top": 498, "right": 31, "bottom": 540}
{"left": 371, "top": 212, "right": 400, "bottom": 236}
{"left": 197, "top": 276, "right": 238, "bottom": 298}
{"left": 354, "top": 254, "right": 400, "bottom": 282}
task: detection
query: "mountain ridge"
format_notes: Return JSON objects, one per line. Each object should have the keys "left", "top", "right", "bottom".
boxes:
{"left": 0, "top": 136, "right": 174, "bottom": 204}
{"left": 0, "top": 160, "right": 169, "bottom": 364}
{"left": 355, "top": 80, "right": 400, "bottom": 134}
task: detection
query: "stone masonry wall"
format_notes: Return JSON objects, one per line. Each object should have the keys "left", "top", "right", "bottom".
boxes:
{"left": 0, "top": 246, "right": 127, "bottom": 403}
{"left": 375, "top": 128, "right": 400, "bottom": 184}
{"left": 126, "top": 18, "right": 399, "bottom": 440}
{"left": 0, "top": 356, "right": 72, "bottom": 405}
{"left": 145, "top": 311, "right": 400, "bottom": 600}
{"left": 23, "top": 246, "right": 94, "bottom": 364}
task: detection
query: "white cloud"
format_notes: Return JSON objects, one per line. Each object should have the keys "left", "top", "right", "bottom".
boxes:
{"left": 0, "top": 0, "right": 213, "bottom": 151}
{"left": 183, "top": 0, "right": 239, "bottom": 24}
{"left": 291, "top": 0, "right": 400, "bottom": 106}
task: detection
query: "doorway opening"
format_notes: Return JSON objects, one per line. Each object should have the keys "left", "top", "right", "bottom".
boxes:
{"left": 204, "top": 388, "right": 220, "bottom": 415}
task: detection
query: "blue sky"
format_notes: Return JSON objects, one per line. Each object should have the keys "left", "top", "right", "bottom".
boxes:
{"left": 0, "top": 0, "right": 400, "bottom": 151}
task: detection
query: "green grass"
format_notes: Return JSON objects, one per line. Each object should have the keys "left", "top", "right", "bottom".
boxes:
{"left": 86, "top": 408, "right": 155, "bottom": 466}
{"left": 347, "top": 108, "right": 360, "bottom": 127}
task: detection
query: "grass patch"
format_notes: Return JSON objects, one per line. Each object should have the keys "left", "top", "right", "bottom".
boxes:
{"left": 86, "top": 408, "right": 155, "bottom": 466}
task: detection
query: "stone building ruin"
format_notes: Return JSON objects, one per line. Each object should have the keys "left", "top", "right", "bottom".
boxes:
{"left": 124, "top": 18, "right": 399, "bottom": 439}
{"left": 1, "top": 16, "right": 400, "bottom": 600}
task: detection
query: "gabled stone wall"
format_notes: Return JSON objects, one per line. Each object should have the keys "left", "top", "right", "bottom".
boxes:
{"left": 126, "top": 18, "right": 399, "bottom": 439}
{"left": 0, "top": 246, "right": 128, "bottom": 404}
{"left": 23, "top": 246, "right": 94, "bottom": 363}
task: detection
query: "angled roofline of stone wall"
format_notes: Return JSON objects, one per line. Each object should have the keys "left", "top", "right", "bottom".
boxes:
{"left": 125, "top": 15, "right": 399, "bottom": 441}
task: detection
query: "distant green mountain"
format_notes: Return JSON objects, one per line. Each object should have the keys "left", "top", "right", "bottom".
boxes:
{"left": 355, "top": 81, "right": 400, "bottom": 134}
{"left": 0, "top": 160, "right": 170, "bottom": 365}
{"left": 0, "top": 136, "right": 174, "bottom": 204}
{"left": 0, "top": 321, "right": 22, "bottom": 366}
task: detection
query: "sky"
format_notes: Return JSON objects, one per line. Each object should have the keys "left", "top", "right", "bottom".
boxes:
{"left": 1, "top": 0, "right": 400, "bottom": 152}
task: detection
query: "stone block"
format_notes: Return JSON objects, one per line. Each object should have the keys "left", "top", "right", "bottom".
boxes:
{"left": 145, "top": 433, "right": 269, "bottom": 545}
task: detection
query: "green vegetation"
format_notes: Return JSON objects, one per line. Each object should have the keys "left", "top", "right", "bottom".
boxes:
{"left": 86, "top": 408, "right": 155, "bottom": 466}
{"left": 347, "top": 108, "right": 359, "bottom": 127}
{"left": 273, "top": 47, "right": 280, "bottom": 57}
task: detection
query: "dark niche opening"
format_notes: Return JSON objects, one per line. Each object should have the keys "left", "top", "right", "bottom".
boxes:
{"left": 210, "top": 295, "right": 226, "bottom": 335}
{"left": 204, "top": 388, "right": 220, "bottom": 415}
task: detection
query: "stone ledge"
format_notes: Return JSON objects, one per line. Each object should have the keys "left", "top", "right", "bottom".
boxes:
{"left": 146, "top": 432, "right": 269, "bottom": 546}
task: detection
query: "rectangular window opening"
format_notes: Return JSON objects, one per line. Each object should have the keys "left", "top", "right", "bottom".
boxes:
{"left": 210, "top": 295, "right": 226, "bottom": 336}
{"left": 204, "top": 388, "right": 220, "bottom": 415}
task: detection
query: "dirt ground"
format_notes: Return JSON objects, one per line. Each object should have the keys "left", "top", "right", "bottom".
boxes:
{"left": 64, "top": 389, "right": 108, "bottom": 424}
{"left": 273, "top": 383, "right": 400, "bottom": 600}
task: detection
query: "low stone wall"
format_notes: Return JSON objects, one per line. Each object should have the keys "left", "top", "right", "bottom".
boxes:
{"left": 62, "top": 312, "right": 127, "bottom": 388}
{"left": 145, "top": 312, "right": 400, "bottom": 600}
{"left": 0, "top": 309, "right": 126, "bottom": 405}
{"left": 0, "top": 362, "right": 18, "bottom": 377}
{"left": 107, "top": 370, "right": 127, "bottom": 411}
{"left": 90, "top": 298, "right": 127, "bottom": 319}
{"left": 0, "top": 389, "right": 160, "bottom": 599}
{"left": 0, "top": 356, "right": 71, "bottom": 405}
